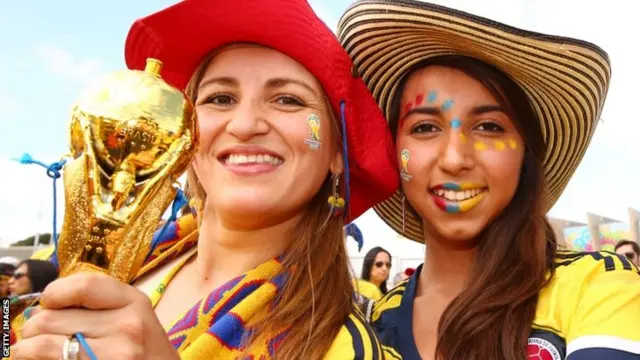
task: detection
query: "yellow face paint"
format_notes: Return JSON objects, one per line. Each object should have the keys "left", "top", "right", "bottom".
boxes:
{"left": 473, "top": 141, "right": 486, "bottom": 151}
{"left": 493, "top": 140, "right": 506, "bottom": 151}
{"left": 508, "top": 139, "right": 518, "bottom": 149}
{"left": 459, "top": 133, "right": 467, "bottom": 144}
{"left": 400, "top": 149, "right": 412, "bottom": 182}
{"left": 304, "top": 114, "right": 321, "bottom": 150}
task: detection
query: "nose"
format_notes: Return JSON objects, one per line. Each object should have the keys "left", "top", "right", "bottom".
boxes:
{"left": 225, "top": 101, "right": 270, "bottom": 140}
{"left": 437, "top": 130, "right": 474, "bottom": 175}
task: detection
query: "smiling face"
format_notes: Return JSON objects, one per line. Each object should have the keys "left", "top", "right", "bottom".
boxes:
{"left": 191, "top": 45, "right": 341, "bottom": 229}
{"left": 396, "top": 66, "right": 525, "bottom": 243}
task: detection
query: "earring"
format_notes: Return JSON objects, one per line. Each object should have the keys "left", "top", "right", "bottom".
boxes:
{"left": 328, "top": 174, "right": 345, "bottom": 217}
{"left": 402, "top": 194, "right": 406, "bottom": 233}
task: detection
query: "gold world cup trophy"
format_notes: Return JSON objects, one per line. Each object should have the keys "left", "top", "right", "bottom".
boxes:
{"left": 55, "top": 58, "right": 198, "bottom": 283}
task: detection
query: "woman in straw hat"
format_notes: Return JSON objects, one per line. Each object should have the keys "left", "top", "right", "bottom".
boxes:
{"left": 339, "top": 1, "right": 640, "bottom": 359}
{"left": 11, "top": 0, "right": 399, "bottom": 359}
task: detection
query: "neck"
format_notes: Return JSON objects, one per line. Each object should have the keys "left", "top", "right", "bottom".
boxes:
{"left": 370, "top": 278, "right": 383, "bottom": 287}
{"left": 191, "top": 204, "right": 299, "bottom": 289}
{"left": 418, "top": 229, "right": 476, "bottom": 298}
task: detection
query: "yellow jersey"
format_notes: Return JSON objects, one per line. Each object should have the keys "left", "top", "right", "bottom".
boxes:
{"left": 370, "top": 251, "right": 640, "bottom": 359}
{"left": 356, "top": 278, "right": 384, "bottom": 302}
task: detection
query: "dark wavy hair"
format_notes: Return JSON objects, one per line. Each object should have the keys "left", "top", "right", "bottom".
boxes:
{"left": 17, "top": 259, "right": 59, "bottom": 293}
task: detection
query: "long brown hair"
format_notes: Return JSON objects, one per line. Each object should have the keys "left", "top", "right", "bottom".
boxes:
{"left": 185, "top": 47, "right": 354, "bottom": 360}
{"left": 390, "top": 56, "right": 558, "bottom": 360}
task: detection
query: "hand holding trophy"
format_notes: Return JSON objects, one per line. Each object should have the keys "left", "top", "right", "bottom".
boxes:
{"left": 11, "top": 59, "right": 197, "bottom": 360}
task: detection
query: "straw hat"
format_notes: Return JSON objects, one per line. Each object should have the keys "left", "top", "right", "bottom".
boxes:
{"left": 338, "top": 0, "right": 611, "bottom": 242}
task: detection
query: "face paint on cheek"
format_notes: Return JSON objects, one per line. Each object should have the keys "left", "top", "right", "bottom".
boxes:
{"left": 493, "top": 140, "right": 506, "bottom": 151}
{"left": 459, "top": 133, "right": 467, "bottom": 144}
{"left": 508, "top": 139, "right": 518, "bottom": 149}
{"left": 473, "top": 141, "right": 487, "bottom": 151}
{"left": 304, "top": 113, "right": 321, "bottom": 150}
{"left": 400, "top": 149, "right": 412, "bottom": 182}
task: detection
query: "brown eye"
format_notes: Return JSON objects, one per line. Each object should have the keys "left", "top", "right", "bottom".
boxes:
{"left": 411, "top": 123, "right": 441, "bottom": 134}
{"left": 475, "top": 122, "right": 504, "bottom": 132}
{"left": 202, "top": 94, "right": 236, "bottom": 106}
{"left": 275, "top": 95, "right": 304, "bottom": 106}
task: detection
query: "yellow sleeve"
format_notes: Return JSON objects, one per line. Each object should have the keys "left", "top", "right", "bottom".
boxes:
{"left": 324, "top": 313, "right": 384, "bottom": 360}
{"left": 566, "top": 259, "right": 640, "bottom": 357}
{"left": 356, "top": 279, "right": 383, "bottom": 302}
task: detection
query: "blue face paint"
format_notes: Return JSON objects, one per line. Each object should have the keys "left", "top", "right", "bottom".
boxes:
{"left": 427, "top": 90, "right": 438, "bottom": 103}
{"left": 445, "top": 203, "right": 460, "bottom": 213}
{"left": 441, "top": 182, "right": 461, "bottom": 190}
{"left": 450, "top": 118, "right": 461, "bottom": 129}
{"left": 442, "top": 99, "right": 454, "bottom": 111}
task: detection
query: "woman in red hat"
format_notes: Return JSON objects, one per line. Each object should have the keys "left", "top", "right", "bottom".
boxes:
{"left": 340, "top": 1, "right": 639, "bottom": 360}
{"left": 11, "top": 0, "right": 398, "bottom": 359}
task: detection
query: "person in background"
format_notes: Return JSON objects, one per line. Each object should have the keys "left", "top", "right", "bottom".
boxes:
{"left": 392, "top": 267, "right": 416, "bottom": 287}
{"left": 0, "top": 257, "right": 18, "bottom": 297}
{"left": 7, "top": 259, "right": 59, "bottom": 346}
{"left": 357, "top": 246, "right": 392, "bottom": 301}
{"left": 615, "top": 239, "right": 640, "bottom": 267}
{"left": 391, "top": 271, "right": 406, "bottom": 288}
{"left": 8, "top": 259, "right": 58, "bottom": 296}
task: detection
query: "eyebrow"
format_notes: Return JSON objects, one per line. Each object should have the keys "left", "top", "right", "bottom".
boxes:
{"left": 401, "top": 104, "right": 505, "bottom": 121}
{"left": 197, "top": 76, "right": 318, "bottom": 97}
{"left": 198, "top": 76, "right": 238, "bottom": 90}
{"left": 470, "top": 104, "right": 504, "bottom": 115}
{"left": 265, "top": 78, "right": 318, "bottom": 97}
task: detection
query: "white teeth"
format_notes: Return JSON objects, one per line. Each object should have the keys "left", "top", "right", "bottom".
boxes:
{"left": 225, "top": 154, "right": 283, "bottom": 165}
{"left": 436, "top": 188, "right": 485, "bottom": 201}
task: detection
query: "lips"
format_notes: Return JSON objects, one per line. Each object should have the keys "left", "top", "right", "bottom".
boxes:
{"left": 224, "top": 153, "right": 283, "bottom": 166}
{"left": 430, "top": 182, "right": 487, "bottom": 213}
{"left": 217, "top": 145, "right": 284, "bottom": 176}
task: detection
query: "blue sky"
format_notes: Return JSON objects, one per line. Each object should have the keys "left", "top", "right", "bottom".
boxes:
{"left": 0, "top": 0, "right": 638, "bottom": 255}
{"left": 0, "top": 0, "right": 347, "bottom": 157}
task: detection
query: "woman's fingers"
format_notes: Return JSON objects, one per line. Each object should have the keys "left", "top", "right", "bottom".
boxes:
{"left": 40, "top": 273, "right": 148, "bottom": 310}
{"left": 21, "top": 307, "right": 119, "bottom": 339}
{"left": 12, "top": 333, "right": 143, "bottom": 360}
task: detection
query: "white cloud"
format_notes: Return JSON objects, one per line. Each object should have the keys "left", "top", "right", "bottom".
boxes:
{"left": 35, "top": 44, "right": 104, "bottom": 84}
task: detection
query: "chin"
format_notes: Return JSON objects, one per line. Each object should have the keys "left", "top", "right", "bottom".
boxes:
{"left": 429, "top": 221, "right": 485, "bottom": 246}
{"left": 218, "top": 193, "right": 278, "bottom": 215}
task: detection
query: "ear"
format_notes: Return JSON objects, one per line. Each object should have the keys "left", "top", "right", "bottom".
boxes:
{"left": 329, "top": 147, "right": 344, "bottom": 176}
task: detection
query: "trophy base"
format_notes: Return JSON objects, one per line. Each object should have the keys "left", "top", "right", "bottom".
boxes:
{"left": 61, "top": 261, "right": 110, "bottom": 278}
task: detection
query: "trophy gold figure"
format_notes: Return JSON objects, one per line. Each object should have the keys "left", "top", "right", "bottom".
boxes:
{"left": 56, "top": 58, "right": 198, "bottom": 283}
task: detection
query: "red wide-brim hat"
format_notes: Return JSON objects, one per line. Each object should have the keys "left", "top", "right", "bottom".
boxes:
{"left": 125, "top": 0, "right": 399, "bottom": 222}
